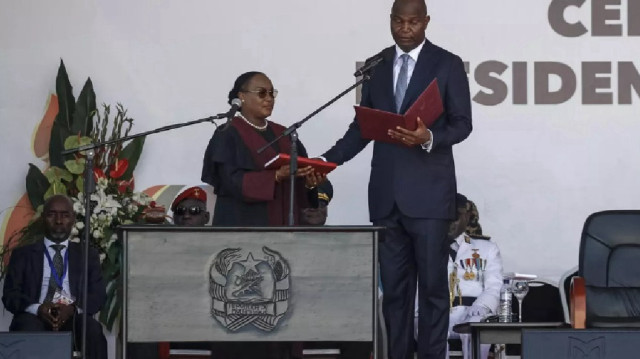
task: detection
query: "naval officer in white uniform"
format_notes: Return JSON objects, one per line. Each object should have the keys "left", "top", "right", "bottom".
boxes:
{"left": 415, "top": 194, "right": 503, "bottom": 359}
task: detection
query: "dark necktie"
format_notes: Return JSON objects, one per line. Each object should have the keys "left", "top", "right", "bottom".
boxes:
{"left": 45, "top": 244, "right": 65, "bottom": 302}
{"left": 395, "top": 53, "right": 410, "bottom": 113}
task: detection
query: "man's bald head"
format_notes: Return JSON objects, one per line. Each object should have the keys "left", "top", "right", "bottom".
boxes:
{"left": 392, "top": 0, "right": 427, "bottom": 17}
{"left": 390, "top": 0, "right": 430, "bottom": 53}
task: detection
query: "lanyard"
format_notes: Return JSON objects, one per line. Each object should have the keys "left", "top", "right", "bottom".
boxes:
{"left": 44, "top": 245, "right": 69, "bottom": 288}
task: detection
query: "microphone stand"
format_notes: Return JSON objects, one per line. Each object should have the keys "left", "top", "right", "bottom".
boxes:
{"left": 60, "top": 111, "right": 229, "bottom": 359}
{"left": 258, "top": 72, "right": 373, "bottom": 226}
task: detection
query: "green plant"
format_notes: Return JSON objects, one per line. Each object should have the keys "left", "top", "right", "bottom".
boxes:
{"left": 1, "top": 60, "right": 149, "bottom": 331}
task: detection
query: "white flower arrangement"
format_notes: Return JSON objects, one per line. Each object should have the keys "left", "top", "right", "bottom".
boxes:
{"left": 69, "top": 177, "right": 151, "bottom": 261}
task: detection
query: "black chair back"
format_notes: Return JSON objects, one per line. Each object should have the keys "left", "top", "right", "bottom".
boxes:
{"left": 510, "top": 279, "right": 564, "bottom": 322}
{"left": 579, "top": 210, "right": 640, "bottom": 327}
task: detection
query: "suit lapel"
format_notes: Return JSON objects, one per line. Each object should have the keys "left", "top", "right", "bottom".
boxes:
{"left": 31, "top": 240, "right": 45, "bottom": 299}
{"left": 400, "top": 40, "right": 440, "bottom": 113}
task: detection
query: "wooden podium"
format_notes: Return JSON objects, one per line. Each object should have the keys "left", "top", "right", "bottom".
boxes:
{"left": 120, "top": 225, "right": 382, "bottom": 358}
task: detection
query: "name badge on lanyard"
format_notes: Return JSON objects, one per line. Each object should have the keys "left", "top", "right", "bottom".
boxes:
{"left": 44, "top": 247, "right": 75, "bottom": 305}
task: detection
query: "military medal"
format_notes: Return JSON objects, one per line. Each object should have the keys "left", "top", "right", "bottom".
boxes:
{"left": 472, "top": 249, "right": 480, "bottom": 259}
{"left": 465, "top": 258, "right": 476, "bottom": 280}
{"left": 460, "top": 260, "right": 469, "bottom": 280}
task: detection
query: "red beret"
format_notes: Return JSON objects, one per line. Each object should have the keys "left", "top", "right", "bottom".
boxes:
{"left": 171, "top": 186, "right": 207, "bottom": 211}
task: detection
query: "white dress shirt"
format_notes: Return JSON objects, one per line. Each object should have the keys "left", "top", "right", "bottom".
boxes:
{"left": 393, "top": 41, "right": 424, "bottom": 91}
{"left": 26, "top": 238, "right": 72, "bottom": 315}
{"left": 393, "top": 40, "right": 433, "bottom": 151}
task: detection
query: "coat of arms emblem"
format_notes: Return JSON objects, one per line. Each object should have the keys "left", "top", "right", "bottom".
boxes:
{"left": 209, "top": 246, "right": 291, "bottom": 331}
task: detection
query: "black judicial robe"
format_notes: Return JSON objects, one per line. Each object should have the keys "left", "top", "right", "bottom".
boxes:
{"left": 201, "top": 117, "right": 317, "bottom": 226}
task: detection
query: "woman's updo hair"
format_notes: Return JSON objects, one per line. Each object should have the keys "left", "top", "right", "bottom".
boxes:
{"left": 228, "top": 71, "right": 263, "bottom": 105}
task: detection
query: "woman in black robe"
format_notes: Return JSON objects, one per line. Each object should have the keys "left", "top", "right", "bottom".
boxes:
{"left": 201, "top": 71, "right": 325, "bottom": 359}
{"left": 202, "top": 71, "right": 322, "bottom": 226}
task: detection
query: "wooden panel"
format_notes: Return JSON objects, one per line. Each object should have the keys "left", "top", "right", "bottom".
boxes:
{"left": 124, "top": 229, "right": 377, "bottom": 342}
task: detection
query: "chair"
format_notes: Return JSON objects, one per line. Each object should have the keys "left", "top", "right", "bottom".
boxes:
{"left": 570, "top": 210, "right": 640, "bottom": 329}
{"left": 512, "top": 279, "right": 565, "bottom": 323}
{"left": 558, "top": 266, "right": 578, "bottom": 324}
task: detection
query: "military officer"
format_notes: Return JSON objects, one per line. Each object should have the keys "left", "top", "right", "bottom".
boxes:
{"left": 415, "top": 194, "right": 503, "bottom": 359}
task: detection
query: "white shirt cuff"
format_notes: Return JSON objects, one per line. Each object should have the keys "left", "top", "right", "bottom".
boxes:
{"left": 420, "top": 130, "right": 434, "bottom": 152}
{"left": 26, "top": 303, "right": 40, "bottom": 315}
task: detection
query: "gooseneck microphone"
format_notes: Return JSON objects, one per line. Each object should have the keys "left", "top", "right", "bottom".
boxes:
{"left": 354, "top": 52, "right": 384, "bottom": 77}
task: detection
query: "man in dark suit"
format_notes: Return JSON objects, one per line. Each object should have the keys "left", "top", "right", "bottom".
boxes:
{"left": 321, "top": 1, "right": 472, "bottom": 358}
{"left": 2, "top": 194, "right": 107, "bottom": 359}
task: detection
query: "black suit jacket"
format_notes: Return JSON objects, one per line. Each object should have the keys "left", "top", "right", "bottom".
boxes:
{"left": 2, "top": 239, "right": 106, "bottom": 315}
{"left": 323, "top": 40, "right": 472, "bottom": 221}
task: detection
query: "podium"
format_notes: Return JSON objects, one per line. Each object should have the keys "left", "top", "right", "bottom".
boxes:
{"left": 120, "top": 225, "right": 382, "bottom": 358}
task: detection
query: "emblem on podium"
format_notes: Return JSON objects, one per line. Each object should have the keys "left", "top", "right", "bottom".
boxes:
{"left": 209, "top": 246, "right": 291, "bottom": 332}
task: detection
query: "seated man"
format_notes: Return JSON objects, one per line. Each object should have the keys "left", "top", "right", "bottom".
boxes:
{"left": 415, "top": 193, "right": 503, "bottom": 359}
{"left": 300, "top": 180, "right": 332, "bottom": 225}
{"left": 2, "top": 194, "right": 107, "bottom": 359}
{"left": 171, "top": 186, "right": 211, "bottom": 226}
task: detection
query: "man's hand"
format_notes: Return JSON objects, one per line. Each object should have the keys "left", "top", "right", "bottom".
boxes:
{"left": 466, "top": 304, "right": 490, "bottom": 320}
{"left": 275, "top": 165, "right": 314, "bottom": 182}
{"left": 54, "top": 303, "right": 76, "bottom": 328}
{"left": 304, "top": 171, "right": 326, "bottom": 189}
{"left": 37, "top": 302, "right": 60, "bottom": 330}
{"left": 387, "top": 117, "right": 431, "bottom": 147}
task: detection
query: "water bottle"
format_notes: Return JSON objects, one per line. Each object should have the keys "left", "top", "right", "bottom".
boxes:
{"left": 498, "top": 278, "right": 512, "bottom": 322}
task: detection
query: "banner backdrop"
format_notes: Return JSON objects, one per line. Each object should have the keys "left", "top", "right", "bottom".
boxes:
{"left": 1, "top": 0, "right": 639, "bottom": 304}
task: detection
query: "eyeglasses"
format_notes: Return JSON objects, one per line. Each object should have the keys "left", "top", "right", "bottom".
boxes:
{"left": 242, "top": 88, "right": 278, "bottom": 99}
{"left": 174, "top": 206, "right": 205, "bottom": 216}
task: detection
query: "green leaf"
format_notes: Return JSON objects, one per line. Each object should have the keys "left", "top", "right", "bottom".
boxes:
{"left": 49, "top": 119, "right": 72, "bottom": 168}
{"left": 76, "top": 176, "right": 84, "bottom": 193}
{"left": 118, "top": 136, "right": 145, "bottom": 180}
{"left": 99, "top": 281, "right": 117, "bottom": 325}
{"left": 25, "top": 164, "right": 49, "bottom": 210}
{"left": 34, "top": 205, "right": 44, "bottom": 218}
{"left": 44, "top": 180, "right": 67, "bottom": 200}
{"left": 55, "top": 60, "right": 76, "bottom": 131}
{"left": 64, "top": 135, "right": 93, "bottom": 150}
{"left": 64, "top": 158, "right": 86, "bottom": 175}
{"left": 107, "top": 241, "right": 121, "bottom": 265}
{"left": 98, "top": 305, "right": 108, "bottom": 325}
{"left": 49, "top": 60, "right": 76, "bottom": 167}
{"left": 106, "top": 297, "right": 121, "bottom": 330}
{"left": 43, "top": 166, "right": 73, "bottom": 183}
{"left": 99, "top": 278, "right": 121, "bottom": 330}
{"left": 71, "top": 78, "right": 96, "bottom": 136}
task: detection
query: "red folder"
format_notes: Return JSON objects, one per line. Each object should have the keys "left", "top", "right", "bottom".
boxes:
{"left": 264, "top": 153, "right": 337, "bottom": 175}
{"left": 355, "top": 78, "right": 443, "bottom": 145}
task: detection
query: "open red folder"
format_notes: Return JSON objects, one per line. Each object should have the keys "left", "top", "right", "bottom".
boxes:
{"left": 265, "top": 153, "right": 337, "bottom": 175}
{"left": 355, "top": 78, "right": 443, "bottom": 145}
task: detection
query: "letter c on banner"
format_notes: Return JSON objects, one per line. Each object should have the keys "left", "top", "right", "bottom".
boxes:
{"left": 548, "top": 0, "right": 588, "bottom": 37}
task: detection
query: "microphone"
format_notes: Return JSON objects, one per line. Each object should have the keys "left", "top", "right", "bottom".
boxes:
{"left": 226, "top": 98, "right": 243, "bottom": 118}
{"left": 354, "top": 52, "right": 384, "bottom": 77}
